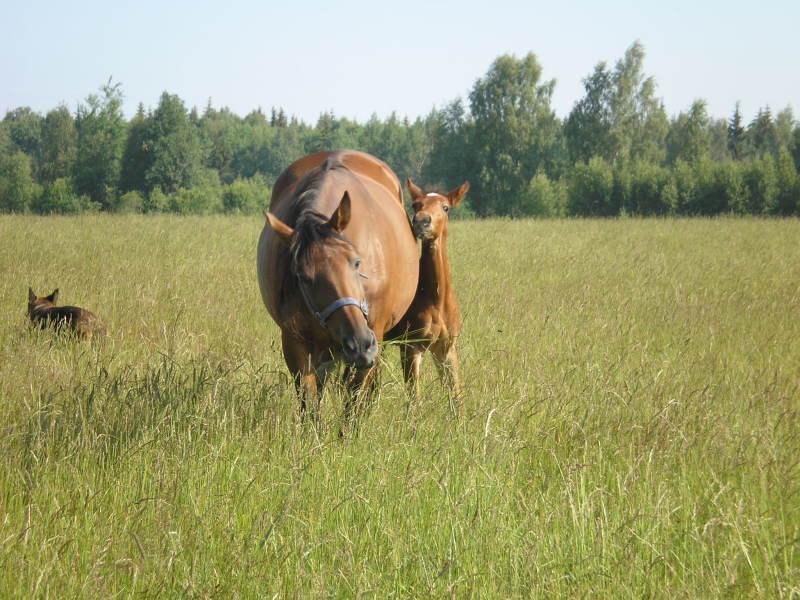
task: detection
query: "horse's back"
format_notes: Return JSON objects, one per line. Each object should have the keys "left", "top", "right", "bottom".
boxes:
{"left": 259, "top": 150, "right": 418, "bottom": 334}
{"left": 269, "top": 150, "right": 402, "bottom": 213}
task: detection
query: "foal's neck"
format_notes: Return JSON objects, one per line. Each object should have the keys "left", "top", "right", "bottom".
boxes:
{"left": 419, "top": 227, "right": 451, "bottom": 305}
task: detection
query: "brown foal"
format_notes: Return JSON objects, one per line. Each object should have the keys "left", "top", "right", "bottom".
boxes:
{"left": 392, "top": 178, "right": 469, "bottom": 400}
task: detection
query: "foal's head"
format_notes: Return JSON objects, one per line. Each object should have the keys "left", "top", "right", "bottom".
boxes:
{"left": 406, "top": 179, "right": 469, "bottom": 242}
{"left": 267, "top": 192, "right": 377, "bottom": 368}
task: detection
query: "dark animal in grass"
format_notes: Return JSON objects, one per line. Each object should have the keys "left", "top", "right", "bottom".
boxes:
{"left": 388, "top": 179, "right": 469, "bottom": 401}
{"left": 27, "top": 288, "right": 106, "bottom": 339}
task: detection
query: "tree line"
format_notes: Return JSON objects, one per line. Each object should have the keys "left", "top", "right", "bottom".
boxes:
{"left": 1, "top": 42, "right": 798, "bottom": 217}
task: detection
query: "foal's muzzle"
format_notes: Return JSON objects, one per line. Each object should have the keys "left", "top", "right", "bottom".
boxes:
{"left": 413, "top": 215, "right": 433, "bottom": 239}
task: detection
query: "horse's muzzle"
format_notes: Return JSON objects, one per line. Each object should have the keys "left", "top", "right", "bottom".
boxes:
{"left": 341, "top": 329, "right": 378, "bottom": 368}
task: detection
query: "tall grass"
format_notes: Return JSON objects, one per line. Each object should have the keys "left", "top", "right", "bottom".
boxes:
{"left": 1, "top": 215, "right": 798, "bottom": 598}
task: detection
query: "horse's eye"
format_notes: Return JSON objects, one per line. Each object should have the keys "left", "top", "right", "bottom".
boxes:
{"left": 353, "top": 258, "right": 362, "bottom": 270}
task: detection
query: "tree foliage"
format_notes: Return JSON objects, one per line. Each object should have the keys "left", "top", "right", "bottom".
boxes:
{"left": 1, "top": 46, "right": 798, "bottom": 217}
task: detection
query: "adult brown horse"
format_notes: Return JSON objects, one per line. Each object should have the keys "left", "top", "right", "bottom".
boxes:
{"left": 257, "top": 150, "right": 419, "bottom": 428}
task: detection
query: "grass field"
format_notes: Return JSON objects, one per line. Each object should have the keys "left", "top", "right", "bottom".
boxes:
{"left": 1, "top": 215, "right": 798, "bottom": 598}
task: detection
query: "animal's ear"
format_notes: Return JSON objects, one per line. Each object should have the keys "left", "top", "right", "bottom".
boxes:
{"left": 327, "top": 191, "right": 351, "bottom": 232}
{"left": 28, "top": 287, "right": 36, "bottom": 303}
{"left": 406, "top": 178, "right": 424, "bottom": 200}
{"left": 266, "top": 212, "right": 294, "bottom": 245}
{"left": 448, "top": 181, "right": 470, "bottom": 208}
{"left": 47, "top": 289, "right": 59, "bottom": 304}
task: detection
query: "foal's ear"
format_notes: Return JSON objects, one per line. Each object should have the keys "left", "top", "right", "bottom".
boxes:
{"left": 266, "top": 212, "right": 294, "bottom": 245}
{"left": 406, "top": 178, "right": 424, "bottom": 200}
{"left": 447, "top": 181, "right": 470, "bottom": 207}
{"left": 47, "top": 289, "right": 59, "bottom": 304}
{"left": 28, "top": 287, "right": 36, "bottom": 303}
{"left": 327, "top": 191, "right": 352, "bottom": 232}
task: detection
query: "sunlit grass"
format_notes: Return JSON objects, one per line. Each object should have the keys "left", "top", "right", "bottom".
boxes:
{"left": 1, "top": 214, "right": 798, "bottom": 598}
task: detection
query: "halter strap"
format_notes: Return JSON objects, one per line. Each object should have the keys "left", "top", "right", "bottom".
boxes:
{"left": 297, "top": 276, "right": 369, "bottom": 327}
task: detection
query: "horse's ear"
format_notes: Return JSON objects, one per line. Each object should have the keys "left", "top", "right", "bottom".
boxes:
{"left": 327, "top": 191, "right": 351, "bottom": 232}
{"left": 266, "top": 212, "right": 294, "bottom": 245}
{"left": 406, "top": 178, "right": 424, "bottom": 200}
{"left": 448, "top": 181, "right": 470, "bottom": 207}
{"left": 47, "top": 289, "right": 59, "bottom": 304}
{"left": 28, "top": 287, "right": 36, "bottom": 303}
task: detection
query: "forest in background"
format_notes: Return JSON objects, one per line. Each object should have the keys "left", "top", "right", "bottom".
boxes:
{"left": 1, "top": 42, "right": 799, "bottom": 217}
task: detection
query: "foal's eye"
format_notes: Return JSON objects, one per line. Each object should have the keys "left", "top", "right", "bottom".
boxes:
{"left": 353, "top": 258, "right": 362, "bottom": 270}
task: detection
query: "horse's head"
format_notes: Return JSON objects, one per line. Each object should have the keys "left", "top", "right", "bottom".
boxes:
{"left": 407, "top": 179, "right": 469, "bottom": 242}
{"left": 267, "top": 192, "right": 377, "bottom": 368}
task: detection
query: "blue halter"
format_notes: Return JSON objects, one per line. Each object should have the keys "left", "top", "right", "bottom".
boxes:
{"left": 297, "top": 275, "right": 369, "bottom": 328}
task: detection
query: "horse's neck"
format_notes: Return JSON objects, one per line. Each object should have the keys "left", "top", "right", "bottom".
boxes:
{"left": 419, "top": 229, "right": 452, "bottom": 307}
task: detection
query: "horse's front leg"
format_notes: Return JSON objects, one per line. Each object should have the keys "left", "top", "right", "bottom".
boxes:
{"left": 339, "top": 364, "right": 378, "bottom": 437}
{"left": 281, "top": 329, "right": 320, "bottom": 428}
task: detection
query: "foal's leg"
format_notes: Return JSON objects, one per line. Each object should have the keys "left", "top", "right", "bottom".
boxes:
{"left": 432, "top": 340, "right": 461, "bottom": 399}
{"left": 400, "top": 343, "right": 423, "bottom": 403}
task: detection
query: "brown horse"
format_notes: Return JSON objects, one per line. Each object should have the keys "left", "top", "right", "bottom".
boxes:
{"left": 257, "top": 150, "right": 419, "bottom": 427}
{"left": 389, "top": 179, "right": 469, "bottom": 401}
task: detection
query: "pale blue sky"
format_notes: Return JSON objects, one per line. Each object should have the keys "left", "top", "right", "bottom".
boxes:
{"left": 2, "top": 0, "right": 798, "bottom": 124}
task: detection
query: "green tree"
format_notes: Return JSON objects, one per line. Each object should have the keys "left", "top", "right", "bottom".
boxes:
{"left": 74, "top": 79, "right": 126, "bottom": 209}
{"left": 32, "top": 177, "right": 95, "bottom": 214}
{"left": 728, "top": 103, "right": 746, "bottom": 159}
{"left": 708, "top": 118, "right": 730, "bottom": 161}
{"left": 774, "top": 148, "right": 799, "bottom": 215}
{"left": 39, "top": 105, "right": 77, "bottom": 183}
{"left": 792, "top": 126, "right": 800, "bottom": 172}
{"left": 119, "top": 103, "right": 151, "bottom": 193}
{"left": 568, "top": 157, "right": 615, "bottom": 216}
{"left": 519, "top": 170, "right": 566, "bottom": 216}
{"left": 748, "top": 107, "right": 777, "bottom": 157}
{"left": 774, "top": 107, "right": 796, "bottom": 152}
{"left": 469, "top": 53, "right": 559, "bottom": 215}
{"left": 0, "top": 151, "right": 39, "bottom": 212}
{"left": 565, "top": 41, "right": 668, "bottom": 165}
{"left": 3, "top": 107, "right": 43, "bottom": 159}
{"left": 144, "top": 92, "right": 208, "bottom": 194}
{"left": 222, "top": 175, "right": 271, "bottom": 214}
{"left": 743, "top": 155, "right": 778, "bottom": 213}
{"left": 199, "top": 105, "right": 241, "bottom": 184}
{"left": 564, "top": 64, "right": 613, "bottom": 164}
{"left": 717, "top": 161, "right": 749, "bottom": 214}
{"left": 627, "top": 161, "right": 671, "bottom": 215}
{"left": 421, "top": 99, "right": 476, "bottom": 196}
{"left": 667, "top": 100, "right": 711, "bottom": 164}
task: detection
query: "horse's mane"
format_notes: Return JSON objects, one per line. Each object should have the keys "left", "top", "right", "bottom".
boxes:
{"left": 288, "top": 156, "right": 352, "bottom": 272}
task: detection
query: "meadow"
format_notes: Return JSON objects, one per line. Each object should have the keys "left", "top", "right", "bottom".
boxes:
{"left": 0, "top": 214, "right": 798, "bottom": 598}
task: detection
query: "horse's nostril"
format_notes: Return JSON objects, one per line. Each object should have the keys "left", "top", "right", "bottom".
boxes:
{"left": 343, "top": 337, "right": 358, "bottom": 355}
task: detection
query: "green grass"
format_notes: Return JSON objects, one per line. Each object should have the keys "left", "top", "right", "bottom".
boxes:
{"left": 1, "top": 214, "right": 798, "bottom": 598}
